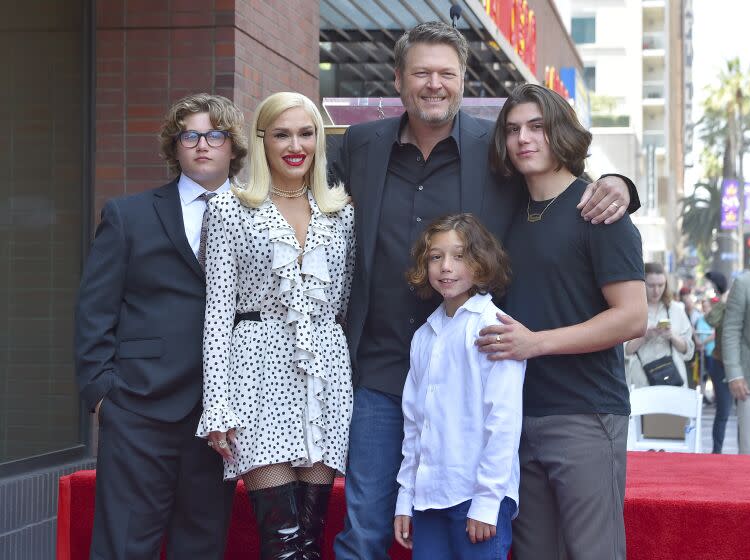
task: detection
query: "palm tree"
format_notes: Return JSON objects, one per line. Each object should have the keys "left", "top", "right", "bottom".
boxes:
{"left": 681, "top": 58, "right": 750, "bottom": 277}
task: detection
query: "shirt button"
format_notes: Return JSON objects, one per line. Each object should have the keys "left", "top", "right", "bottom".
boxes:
{"left": 409, "top": 317, "right": 415, "bottom": 324}
{"left": 416, "top": 217, "right": 422, "bottom": 223}
{"left": 417, "top": 185, "right": 424, "bottom": 191}
{"left": 416, "top": 156, "right": 422, "bottom": 162}
{"left": 409, "top": 286, "right": 415, "bottom": 292}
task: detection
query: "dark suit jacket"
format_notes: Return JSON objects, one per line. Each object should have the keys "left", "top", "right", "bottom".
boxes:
{"left": 75, "top": 180, "right": 208, "bottom": 422}
{"left": 328, "top": 111, "right": 523, "bottom": 384}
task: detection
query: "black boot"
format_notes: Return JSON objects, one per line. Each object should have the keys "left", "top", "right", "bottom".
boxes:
{"left": 295, "top": 481, "right": 333, "bottom": 560}
{"left": 248, "top": 482, "right": 302, "bottom": 560}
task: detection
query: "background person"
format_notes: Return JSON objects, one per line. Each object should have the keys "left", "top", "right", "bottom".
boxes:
{"left": 74, "top": 94, "right": 245, "bottom": 560}
{"left": 625, "top": 262, "right": 695, "bottom": 388}
{"left": 196, "top": 91, "right": 355, "bottom": 559}
{"left": 721, "top": 270, "right": 750, "bottom": 454}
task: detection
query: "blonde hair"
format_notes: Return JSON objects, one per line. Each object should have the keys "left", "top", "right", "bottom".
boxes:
{"left": 159, "top": 93, "right": 248, "bottom": 177}
{"left": 233, "top": 92, "right": 348, "bottom": 213}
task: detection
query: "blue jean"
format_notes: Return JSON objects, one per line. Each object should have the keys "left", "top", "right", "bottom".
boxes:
{"left": 708, "top": 357, "right": 732, "bottom": 453}
{"left": 412, "top": 497, "right": 515, "bottom": 560}
{"left": 334, "top": 387, "right": 405, "bottom": 560}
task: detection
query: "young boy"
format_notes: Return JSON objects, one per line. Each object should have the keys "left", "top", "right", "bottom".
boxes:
{"left": 395, "top": 214, "right": 525, "bottom": 559}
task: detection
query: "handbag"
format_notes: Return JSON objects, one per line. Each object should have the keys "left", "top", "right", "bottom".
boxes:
{"left": 638, "top": 354, "right": 684, "bottom": 386}
{"left": 636, "top": 308, "right": 684, "bottom": 387}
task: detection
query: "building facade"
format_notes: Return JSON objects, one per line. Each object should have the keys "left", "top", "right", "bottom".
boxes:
{"left": 0, "top": 1, "right": 318, "bottom": 557}
{"left": 563, "top": 0, "right": 690, "bottom": 264}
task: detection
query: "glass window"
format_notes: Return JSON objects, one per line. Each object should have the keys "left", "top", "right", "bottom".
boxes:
{"left": 583, "top": 65, "right": 596, "bottom": 92}
{"left": 572, "top": 16, "right": 596, "bottom": 44}
{"left": 0, "top": 0, "right": 86, "bottom": 464}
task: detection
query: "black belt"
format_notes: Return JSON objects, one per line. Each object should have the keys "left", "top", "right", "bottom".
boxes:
{"left": 234, "top": 311, "right": 261, "bottom": 326}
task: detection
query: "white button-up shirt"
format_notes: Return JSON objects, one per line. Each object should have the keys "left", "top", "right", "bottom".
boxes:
{"left": 177, "top": 173, "right": 231, "bottom": 256}
{"left": 395, "top": 293, "right": 526, "bottom": 525}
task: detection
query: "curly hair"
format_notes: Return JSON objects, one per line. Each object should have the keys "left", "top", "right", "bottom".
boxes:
{"left": 490, "top": 83, "right": 591, "bottom": 177}
{"left": 158, "top": 93, "right": 248, "bottom": 177}
{"left": 407, "top": 214, "right": 511, "bottom": 300}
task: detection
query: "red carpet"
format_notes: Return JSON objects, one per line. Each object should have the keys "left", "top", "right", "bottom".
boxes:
{"left": 624, "top": 452, "right": 750, "bottom": 560}
{"left": 57, "top": 474, "right": 408, "bottom": 560}
{"left": 58, "top": 452, "right": 750, "bottom": 560}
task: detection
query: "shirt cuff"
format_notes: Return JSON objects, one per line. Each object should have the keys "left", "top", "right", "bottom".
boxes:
{"left": 724, "top": 365, "right": 744, "bottom": 382}
{"left": 467, "top": 495, "right": 501, "bottom": 526}
{"left": 395, "top": 488, "right": 414, "bottom": 518}
{"left": 195, "top": 405, "right": 241, "bottom": 437}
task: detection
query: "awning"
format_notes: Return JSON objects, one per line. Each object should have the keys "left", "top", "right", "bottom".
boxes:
{"left": 319, "top": 0, "right": 537, "bottom": 98}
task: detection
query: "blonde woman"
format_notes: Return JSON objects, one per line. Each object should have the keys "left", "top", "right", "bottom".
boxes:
{"left": 625, "top": 262, "right": 695, "bottom": 388}
{"left": 196, "top": 92, "right": 354, "bottom": 559}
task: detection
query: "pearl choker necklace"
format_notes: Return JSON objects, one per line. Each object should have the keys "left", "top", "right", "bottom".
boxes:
{"left": 270, "top": 185, "right": 308, "bottom": 199}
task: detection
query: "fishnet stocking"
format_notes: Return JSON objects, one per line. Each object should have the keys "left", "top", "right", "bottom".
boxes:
{"left": 295, "top": 462, "right": 335, "bottom": 485}
{"left": 243, "top": 463, "right": 297, "bottom": 491}
{"left": 242, "top": 462, "right": 335, "bottom": 491}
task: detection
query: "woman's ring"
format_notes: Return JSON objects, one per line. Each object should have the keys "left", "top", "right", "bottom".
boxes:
{"left": 218, "top": 440, "right": 228, "bottom": 449}
{"left": 611, "top": 201, "right": 620, "bottom": 209}
{"left": 207, "top": 441, "right": 214, "bottom": 447}
{"left": 495, "top": 334, "right": 502, "bottom": 343}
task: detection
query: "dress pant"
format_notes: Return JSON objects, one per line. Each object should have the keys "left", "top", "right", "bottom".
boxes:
{"left": 90, "top": 398, "right": 236, "bottom": 560}
{"left": 737, "top": 392, "right": 750, "bottom": 454}
{"left": 333, "top": 387, "right": 405, "bottom": 560}
{"left": 512, "top": 414, "right": 628, "bottom": 560}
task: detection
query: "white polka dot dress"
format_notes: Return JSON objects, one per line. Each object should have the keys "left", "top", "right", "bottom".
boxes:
{"left": 196, "top": 190, "right": 355, "bottom": 481}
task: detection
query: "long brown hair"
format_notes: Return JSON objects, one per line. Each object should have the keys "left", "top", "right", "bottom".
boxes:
{"left": 490, "top": 83, "right": 591, "bottom": 177}
{"left": 407, "top": 214, "right": 511, "bottom": 299}
{"left": 645, "top": 262, "right": 672, "bottom": 307}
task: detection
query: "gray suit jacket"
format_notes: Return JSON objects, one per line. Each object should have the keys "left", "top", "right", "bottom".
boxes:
{"left": 722, "top": 270, "right": 750, "bottom": 382}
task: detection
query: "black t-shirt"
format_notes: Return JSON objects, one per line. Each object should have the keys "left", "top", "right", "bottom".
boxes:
{"left": 503, "top": 179, "right": 644, "bottom": 416}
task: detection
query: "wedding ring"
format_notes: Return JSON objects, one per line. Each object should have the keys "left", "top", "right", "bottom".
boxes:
{"left": 611, "top": 201, "right": 621, "bottom": 209}
{"left": 495, "top": 334, "right": 502, "bottom": 343}
{"left": 218, "top": 440, "right": 228, "bottom": 449}
{"left": 207, "top": 441, "right": 214, "bottom": 447}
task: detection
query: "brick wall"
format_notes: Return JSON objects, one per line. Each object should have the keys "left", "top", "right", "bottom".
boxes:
{"left": 94, "top": 0, "right": 319, "bottom": 213}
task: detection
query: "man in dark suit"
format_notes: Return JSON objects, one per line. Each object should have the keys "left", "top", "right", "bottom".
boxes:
{"left": 330, "top": 22, "right": 640, "bottom": 559}
{"left": 75, "top": 94, "right": 248, "bottom": 560}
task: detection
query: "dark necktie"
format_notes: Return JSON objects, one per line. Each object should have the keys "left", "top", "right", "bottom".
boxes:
{"left": 197, "top": 192, "right": 217, "bottom": 271}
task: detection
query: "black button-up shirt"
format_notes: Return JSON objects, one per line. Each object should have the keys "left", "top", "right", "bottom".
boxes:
{"left": 357, "top": 114, "right": 463, "bottom": 396}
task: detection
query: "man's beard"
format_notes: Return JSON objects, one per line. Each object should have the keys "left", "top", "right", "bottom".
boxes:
{"left": 404, "top": 94, "right": 463, "bottom": 126}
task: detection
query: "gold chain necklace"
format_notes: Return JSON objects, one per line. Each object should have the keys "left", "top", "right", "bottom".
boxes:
{"left": 271, "top": 185, "right": 308, "bottom": 198}
{"left": 527, "top": 194, "right": 560, "bottom": 222}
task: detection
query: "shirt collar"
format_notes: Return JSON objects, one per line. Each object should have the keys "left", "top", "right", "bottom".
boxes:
{"left": 394, "top": 111, "right": 461, "bottom": 154}
{"left": 177, "top": 173, "right": 231, "bottom": 204}
{"left": 426, "top": 292, "right": 494, "bottom": 334}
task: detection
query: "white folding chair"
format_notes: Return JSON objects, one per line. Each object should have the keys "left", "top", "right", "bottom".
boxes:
{"left": 627, "top": 385, "right": 702, "bottom": 453}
